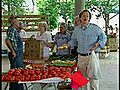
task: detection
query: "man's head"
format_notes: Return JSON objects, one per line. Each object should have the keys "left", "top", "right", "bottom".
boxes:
{"left": 74, "top": 15, "right": 80, "bottom": 26}
{"left": 17, "top": 21, "right": 24, "bottom": 31}
{"left": 8, "top": 15, "right": 19, "bottom": 27}
{"left": 79, "top": 10, "right": 91, "bottom": 26}
{"left": 68, "top": 21, "right": 72, "bottom": 26}
{"left": 59, "top": 22, "right": 66, "bottom": 33}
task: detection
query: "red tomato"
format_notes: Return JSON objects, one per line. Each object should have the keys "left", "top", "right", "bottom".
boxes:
{"left": 15, "top": 77, "right": 19, "bottom": 82}
{"left": 35, "top": 69, "right": 41, "bottom": 75}
{"left": 25, "top": 75, "right": 31, "bottom": 81}
{"left": 48, "top": 75, "right": 53, "bottom": 78}
{"left": 29, "top": 69, "right": 35, "bottom": 75}
{"left": 30, "top": 77, "right": 36, "bottom": 81}
{"left": 20, "top": 76, "right": 25, "bottom": 81}
{"left": 42, "top": 69, "right": 47, "bottom": 74}
{"left": 49, "top": 66, "right": 55, "bottom": 70}
{"left": 10, "top": 76, "right": 16, "bottom": 81}
{"left": 23, "top": 69, "right": 29, "bottom": 75}
{"left": 67, "top": 67, "right": 72, "bottom": 73}
{"left": 5, "top": 75, "right": 11, "bottom": 81}
{"left": 14, "top": 70, "right": 21, "bottom": 76}
{"left": 54, "top": 74, "right": 59, "bottom": 77}
{"left": 2, "top": 74, "right": 7, "bottom": 81}
{"left": 18, "top": 74, "right": 23, "bottom": 78}
{"left": 51, "top": 71, "right": 57, "bottom": 75}
{"left": 36, "top": 75, "right": 41, "bottom": 80}
{"left": 41, "top": 75, "right": 47, "bottom": 79}
{"left": 44, "top": 72, "right": 49, "bottom": 76}
{"left": 8, "top": 69, "right": 15, "bottom": 75}
{"left": 54, "top": 67, "right": 60, "bottom": 72}
{"left": 17, "top": 68, "right": 22, "bottom": 72}
{"left": 61, "top": 68, "right": 66, "bottom": 72}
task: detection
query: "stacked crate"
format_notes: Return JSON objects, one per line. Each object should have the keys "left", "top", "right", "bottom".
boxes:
{"left": 99, "top": 46, "right": 110, "bottom": 59}
{"left": 108, "top": 38, "right": 118, "bottom": 51}
{"left": 24, "top": 37, "right": 45, "bottom": 60}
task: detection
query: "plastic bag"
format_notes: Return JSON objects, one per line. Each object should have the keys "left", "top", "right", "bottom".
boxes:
{"left": 87, "top": 50, "right": 102, "bottom": 79}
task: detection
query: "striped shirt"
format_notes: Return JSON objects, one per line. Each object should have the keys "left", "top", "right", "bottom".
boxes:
{"left": 68, "top": 23, "right": 107, "bottom": 54}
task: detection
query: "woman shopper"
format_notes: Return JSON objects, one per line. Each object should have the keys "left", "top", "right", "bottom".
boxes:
{"left": 54, "top": 22, "right": 71, "bottom": 56}
{"left": 36, "top": 21, "right": 53, "bottom": 58}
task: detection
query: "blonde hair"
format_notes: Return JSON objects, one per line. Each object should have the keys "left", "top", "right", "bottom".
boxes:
{"left": 38, "top": 21, "right": 48, "bottom": 31}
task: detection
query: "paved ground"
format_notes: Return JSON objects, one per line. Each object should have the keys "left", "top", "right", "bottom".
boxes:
{"left": 2, "top": 50, "right": 119, "bottom": 90}
{"left": 99, "top": 51, "right": 119, "bottom": 90}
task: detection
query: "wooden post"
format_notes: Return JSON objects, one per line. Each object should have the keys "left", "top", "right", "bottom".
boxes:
{"left": 75, "top": 0, "right": 85, "bottom": 16}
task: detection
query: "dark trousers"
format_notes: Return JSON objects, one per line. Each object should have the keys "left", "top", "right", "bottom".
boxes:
{"left": 16, "top": 49, "right": 24, "bottom": 68}
{"left": 8, "top": 52, "right": 16, "bottom": 69}
{"left": 8, "top": 51, "right": 23, "bottom": 68}
{"left": 8, "top": 52, "right": 24, "bottom": 90}
{"left": 9, "top": 82, "right": 24, "bottom": 90}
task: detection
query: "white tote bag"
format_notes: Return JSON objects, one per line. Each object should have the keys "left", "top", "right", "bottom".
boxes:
{"left": 87, "top": 50, "right": 102, "bottom": 79}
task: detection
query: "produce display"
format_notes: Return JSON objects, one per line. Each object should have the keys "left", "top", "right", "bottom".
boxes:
{"left": 2, "top": 54, "right": 77, "bottom": 83}
{"left": 48, "top": 55, "right": 78, "bottom": 61}
{"left": 1, "top": 65, "right": 74, "bottom": 82}
{"left": 50, "top": 60, "right": 76, "bottom": 67}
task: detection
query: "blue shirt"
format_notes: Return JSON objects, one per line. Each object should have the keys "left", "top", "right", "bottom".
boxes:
{"left": 68, "top": 23, "right": 107, "bottom": 54}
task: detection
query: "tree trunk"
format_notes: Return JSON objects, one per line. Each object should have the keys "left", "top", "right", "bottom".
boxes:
{"left": 105, "top": 14, "right": 109, "bottom": 35}
{"left": 8, "top": 3, "right": 10, "bottom": 15}
{"left": 75, "top": 0, "right": 85, "bottom": 16}
{"left": 105, "top": 14, "right": 109, "bottom": 46}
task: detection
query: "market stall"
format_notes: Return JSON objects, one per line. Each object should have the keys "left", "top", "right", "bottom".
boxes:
{"left": 2, "top": 59, "right": 77, "bottom": 90}
{"left": 2, "top": 36, "right": 89, "bottom": 90}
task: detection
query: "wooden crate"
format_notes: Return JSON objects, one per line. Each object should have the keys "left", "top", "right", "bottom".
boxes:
{"left": 108, "top": 38, "right": 118, "bottom": 51}
{"left": 2, "top": 15, "right": 50, "bottom": 32}
{"left": 99, "top": 49, "right": 110, "bottom": 59}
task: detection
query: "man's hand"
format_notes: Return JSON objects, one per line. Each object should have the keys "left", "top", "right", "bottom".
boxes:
{"left": 12, "top": 51, "right": 17, "bottom": 58}
{"left": 90, "top": 43, "right": 99, "bottom": 51}
{"left": 62, "top": 44, "right": 70, "bottom": 47}
{"left": 47, "top": 42, "right": 55, "bottom": 49}
{"left": 58, "top": 44, "right": 70, "bottom": 50}
{"left": 5, "top": 39, "right": 17, "bottom": 58}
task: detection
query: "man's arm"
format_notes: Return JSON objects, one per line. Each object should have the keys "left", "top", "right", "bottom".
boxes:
{"left": 5, "top": 38, "right": 16, "bottom": 58}
{"left": 90, "top": 26, "right": 107, "bottom": 51}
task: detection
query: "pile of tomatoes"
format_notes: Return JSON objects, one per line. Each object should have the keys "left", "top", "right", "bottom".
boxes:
{"left": 2, "top": 66, "right": 74, "bottom": 82}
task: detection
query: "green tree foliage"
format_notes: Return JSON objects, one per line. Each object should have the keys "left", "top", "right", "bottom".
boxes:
{"left": 58, "top": 0, "right": 74, "bottom": 23}
{"left": 85, "top": 0, "right": 119, "bottom": 34}
{"left": 36, "top": 0, "right": 74, "bottom": 30}
{"left": 2, "top": 0, "right": 26, "bottom": 15}
{"left": 36, "top": 0, "right": 59, "bottom": 30}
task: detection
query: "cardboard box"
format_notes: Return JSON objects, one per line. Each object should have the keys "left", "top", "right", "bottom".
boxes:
{"left": 24, "top": 38, "right": 45, "bottom": 60}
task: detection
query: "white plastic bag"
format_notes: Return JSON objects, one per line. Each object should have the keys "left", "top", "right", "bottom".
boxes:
{"left": 87, "top": 50, "right": 102, "bottom": 79}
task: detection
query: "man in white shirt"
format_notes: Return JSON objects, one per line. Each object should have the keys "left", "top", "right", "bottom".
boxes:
{"left": 18, "top": 22, "right": 27, "bottom": 38}
{"left": 18, "top": 22, "right": 27, "bottom": 51}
